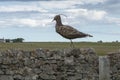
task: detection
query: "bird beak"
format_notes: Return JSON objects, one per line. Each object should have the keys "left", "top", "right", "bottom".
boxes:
{"left": 52, "top": 19, "right": 54, "bottom": 22}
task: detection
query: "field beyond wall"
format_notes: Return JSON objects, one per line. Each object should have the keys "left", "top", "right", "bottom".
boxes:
{"left": 0, "top": 42, "right": 120, "bottom": 55}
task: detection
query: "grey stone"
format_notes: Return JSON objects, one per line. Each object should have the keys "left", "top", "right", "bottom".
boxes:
{"left": 5, "top": 70, "right": 14, "bottom": 75}
{"left": 13, "top": 75, "right": 23, "bottom": 79}
{"left": 24, "top": 57, "right": 31, "bottom": 66}
{"left": 0, "top": 52, "right": 2, "bottom": 57}
{"left": 33, "top": 68, "right": 42, "bottom": 74}
{"left": 65, "top": 56, "right": 74, "bottom": 65}
{"left": 39, "top": 73, "right": 54, "bottom": 79}
{"left": 35, "top": 48, "right": 47, "bottom": 58}
{"left": 99, "top": 56, "right": 110, "bottom": 80}
{"left": 32, "top": 75, "right": 38, "bottom": 80}
{"left": 24, "top": 76, "right": 33, "bottom": 80}
{"left": 0, "top": 75, "right": 13, "bottom": 80}
{"left": 0, "top": 70, "right": 4, "bottom": 75}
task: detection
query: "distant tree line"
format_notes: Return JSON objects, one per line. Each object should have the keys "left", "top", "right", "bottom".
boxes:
{"left": 97, "top": 40, "right": 119, "bottom": 43}
{"left": 5, "top": 38, "right": 24, "bottom": 43}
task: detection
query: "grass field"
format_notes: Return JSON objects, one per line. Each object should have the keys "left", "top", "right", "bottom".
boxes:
{"left": 0, "top": 42, "right": 120, "bottom": 55}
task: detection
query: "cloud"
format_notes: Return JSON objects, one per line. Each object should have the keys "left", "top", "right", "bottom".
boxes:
{"left": 104, "top": 1, "right": 120, "bottom": 15}
{"left": 0, "top": 0, "right": 119, "bottom": 28}
{"left": 0, "top": 0, "right": 107, "bottom": 4}
{"left": 0, "top": 18, "right": 52, "bottom": 28}
{"left": 38, "top": 1, "right": 80, "bottom": 9}
{"left": 92, "top": 31, "right": 120, "bottom": 36}
{"left": 90, "top": 10, "right": 107, "bottom": 20}
{"left": 16, "top": 19, "right": 39, "bottom": 27}
{"left": 80, "top": 0, "right": 107, "bottom": 4}
{"left": 0, "top": 20, "right": 5, "bottom": 23}
{"left": 0, "top": 0, "right": 41, "bottom": 1}
{"left": 0, "top": 5, "right": 47, "bottom": 12}
{"left": 106, "top": 17, "right": 120, "bottom": 26}
{"left": 66, "top": 9, "right": 107, "bottom": 20}
{"left": 0, "top": 0, "right": 82, "bottom": 12}
{"left": 16, "top": 18, "right": 53, "bottom": 27}
{"left": 37, "top": 0, "right": 107, "bottom": 10}
{"left": 79, "top": 0, "right": 120, "bottom": 15}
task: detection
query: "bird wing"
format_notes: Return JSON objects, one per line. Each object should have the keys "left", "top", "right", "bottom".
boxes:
{"left": 58, "top": 25, "right": 87, "bottom": 39}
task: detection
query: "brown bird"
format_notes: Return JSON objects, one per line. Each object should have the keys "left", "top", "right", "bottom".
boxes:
{"left": 53, "top": 14, "right": 93, "bottom": 47}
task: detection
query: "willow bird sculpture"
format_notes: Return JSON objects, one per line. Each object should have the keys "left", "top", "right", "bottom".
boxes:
{"left": 53, "top": 14, "right": 93, "bottom": 47}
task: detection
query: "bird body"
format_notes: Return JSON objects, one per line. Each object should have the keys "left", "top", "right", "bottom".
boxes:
{"left": 56, "top": 25, "right": 92, "bottom": 39}
{"left": 53, "top": 14, "right": 93, "bottom": 47}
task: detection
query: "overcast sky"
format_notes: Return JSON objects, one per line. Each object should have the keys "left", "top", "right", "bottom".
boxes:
{"left": 0, "top": 0, "right": 120, "bottom": 42}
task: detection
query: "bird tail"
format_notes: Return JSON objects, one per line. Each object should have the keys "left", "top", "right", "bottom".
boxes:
{"left": 87, "top": 34, "right": 93, "bottom": 37}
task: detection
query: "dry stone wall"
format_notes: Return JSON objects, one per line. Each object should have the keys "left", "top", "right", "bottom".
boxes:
{"left": 0, "top": 48, "right": 99, "bottom": 80}
{"left": 0, "top": 48, "right": 120, "bottom": 80}
{"left": 108, "top": 52, "right": 120, "bottom": 80}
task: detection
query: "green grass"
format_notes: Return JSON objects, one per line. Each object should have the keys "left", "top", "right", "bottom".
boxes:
{"left": 0, "top": 42, "right": 120, "bottom": 55}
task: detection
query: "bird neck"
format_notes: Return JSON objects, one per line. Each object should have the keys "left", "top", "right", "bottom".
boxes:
{"left": 55, "top": 18, "right": 63, "bottom": 26}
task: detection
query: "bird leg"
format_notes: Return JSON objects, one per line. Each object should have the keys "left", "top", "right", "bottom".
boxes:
{"left": 70, "top": 39, "right": 74, "bottom": 48}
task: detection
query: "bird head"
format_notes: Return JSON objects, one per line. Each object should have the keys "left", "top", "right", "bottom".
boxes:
{"left": 52, "top": 14, "right": 67, "bottom": 22}
{"left": 52, "top": 15, "right": 61, "bottom": 22}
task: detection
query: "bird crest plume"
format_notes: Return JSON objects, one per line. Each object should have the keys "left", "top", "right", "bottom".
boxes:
{"left": 59, "top": 14, "right": 67, "bottom": 18}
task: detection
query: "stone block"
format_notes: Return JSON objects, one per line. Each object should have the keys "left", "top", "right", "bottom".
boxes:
{"left": 0, "top": 75, "right": 13, "bottom": 80}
